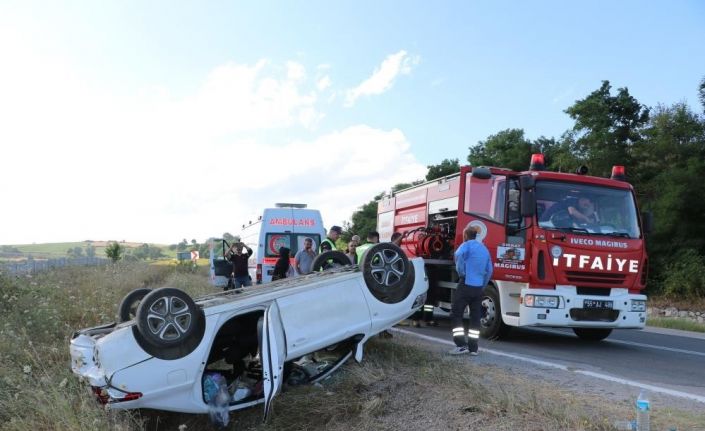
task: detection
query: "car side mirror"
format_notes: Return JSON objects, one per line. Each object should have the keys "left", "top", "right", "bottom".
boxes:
{"left": 520, "top": 189, "right": 535, "bottom": 217}
{"left": 641, "top": 211, "right": 653, "bottom": 235}
{"left": 519, "top": 176, "right": 535, "bottom": 217}
{"left": 520, "top": 175, "right": 534, "bottom": 190}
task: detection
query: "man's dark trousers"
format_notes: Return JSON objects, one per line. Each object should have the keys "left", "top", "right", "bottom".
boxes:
{"left": 450, "top": 284, "right": 484, "bottom": 352}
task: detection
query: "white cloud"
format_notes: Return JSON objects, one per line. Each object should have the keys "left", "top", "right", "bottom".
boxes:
{"left": 345, "top": 50, "right": 420, "bottom": 107}
{"left": 317, "top": 75, "right": 332, "bottom": 91}
{"left": 0, "top": 43, "right": 425, "bottom": 245}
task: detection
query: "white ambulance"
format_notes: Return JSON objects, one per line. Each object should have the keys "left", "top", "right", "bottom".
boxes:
{"left": 209, "top": 203, "right": 326, "bottom": 287}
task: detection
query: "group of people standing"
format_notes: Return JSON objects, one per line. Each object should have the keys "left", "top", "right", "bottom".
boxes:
{"left": 225, "top": 225, "right": 386, "bottom": 286}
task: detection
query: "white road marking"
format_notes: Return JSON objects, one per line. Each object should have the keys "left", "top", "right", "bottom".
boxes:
{"left": 531, "top": 327, "right": 705, "bottom": 358}
{"left": 393, "top": 328, "right": 705, "bottom": 404}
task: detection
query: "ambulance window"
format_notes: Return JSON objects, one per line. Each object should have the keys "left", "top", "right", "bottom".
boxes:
{"left": 265, "top": 234, "right": 291, "bottom": 257}
{"left": 464, "top": 173, "right": 507, "bottom": 224}
{"left": 295, "top": 234, "right": 321, "bottom": 254}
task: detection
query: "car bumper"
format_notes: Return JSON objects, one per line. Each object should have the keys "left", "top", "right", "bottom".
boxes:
{"left": 518, "top": 286, "right": 647, "bottom": 328}
{"left": 70, "top": 333, "right": 108, "bottom": 387}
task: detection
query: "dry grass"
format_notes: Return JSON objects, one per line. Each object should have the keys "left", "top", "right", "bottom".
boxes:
{"left": 2, "top": 264, "right": 704, "bottom": 431}
{"left": 649, "top": 295, "right": 705, "bottom": 312}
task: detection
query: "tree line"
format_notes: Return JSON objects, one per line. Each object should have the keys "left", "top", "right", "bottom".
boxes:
{"left": 345, "top": 78, "right": 705, "bottom": 298}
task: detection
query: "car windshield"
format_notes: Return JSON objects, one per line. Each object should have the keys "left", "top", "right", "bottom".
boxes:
{"left": 536, "top": 180, "right": 641, "bottom": 239}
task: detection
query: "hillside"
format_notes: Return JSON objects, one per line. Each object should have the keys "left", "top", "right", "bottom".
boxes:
{"left": 0, "top": 241, "right": 176, "bottom": 260}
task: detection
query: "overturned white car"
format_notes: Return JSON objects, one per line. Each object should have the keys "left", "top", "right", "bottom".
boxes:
{"left": 70, "top": 243, "right": 428, "bottom": 420}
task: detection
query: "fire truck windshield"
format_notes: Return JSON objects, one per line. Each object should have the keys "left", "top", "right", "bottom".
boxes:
{"left": 535, "top": 180, "right": 641, "bottom": 239}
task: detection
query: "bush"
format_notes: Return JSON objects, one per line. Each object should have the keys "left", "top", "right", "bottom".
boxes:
{"left": 662, "top": 249, "right": 705, "bottom": 299}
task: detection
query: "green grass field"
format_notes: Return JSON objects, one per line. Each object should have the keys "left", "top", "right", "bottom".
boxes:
{"left": 647, "top": 317, "right": 705, "bottom": 333}
{"left": 2, "top": 241, "right": 177, "bottom": 260}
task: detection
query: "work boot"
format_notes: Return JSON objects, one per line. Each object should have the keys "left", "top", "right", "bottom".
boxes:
{"left": 448, "top": 346, "right": 469, "bottom": 355}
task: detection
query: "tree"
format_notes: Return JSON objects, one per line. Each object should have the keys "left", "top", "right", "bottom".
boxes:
{"left": 85, "top": 243, "right": 96, "bottom": 258}
{"left": 105, "top": 241, "right": 123, "bottom": 262}
{"left": 148, "top": 245, "right": 165, "bottom": 260}
{"left": 66, "top": 247, "right": 84, "bottom": 258}
{"left": 426, "top": 158, "right": 460, "bottom": 181}
{"left": 347, "top": 193, "right": 384, "bottom": 241}
{"left": 534, "top": 135, "right": 580, "bottom": 173}
{"left": 468, "top": 129, "right": 534, "bottom": 171}
{"left": 198, "top": 242, "right": 210, "bottom": 259}
{"left": 699, "top": 76, "right": 705, "bottom": 112}
{"left": 564, "top": 80, "right": 649, "bottom": 177}
{"left": 633, "top": 102, "right": 705, "bottom": 289}
{"left": 177, "top": 239, "right": 188, "bottom": 251}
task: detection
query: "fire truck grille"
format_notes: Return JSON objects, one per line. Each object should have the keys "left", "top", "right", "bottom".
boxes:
{"left": 565, "top": 271, "right": 626, "bottom": 285}
{"left": 569, "top": 308, "right": 619, "bottom": 322}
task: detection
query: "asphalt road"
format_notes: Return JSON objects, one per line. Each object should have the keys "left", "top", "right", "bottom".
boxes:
{"left": 401, "top": 317, "right": 705, "bottom": 403}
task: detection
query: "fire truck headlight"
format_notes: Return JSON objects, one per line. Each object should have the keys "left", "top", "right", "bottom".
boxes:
{"left": 524, "top": 294, "right": 559, "bottom": 309}
{"left": 630, "top": 300, "right": 646, "bottom": 312}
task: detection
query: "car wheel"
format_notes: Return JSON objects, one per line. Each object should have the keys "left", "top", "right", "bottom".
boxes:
{"left": 135, "top": 287, "right": 205, "bottom": 359}
{"left": 360, "top": 243, "right": 414, "bottom": 304}
{"left": 573, "top": 328, "right": 612, "bottom": 341}
{"left": 480, "top": 285, "right": 511, "bottom": 340}
{"left": 117, "top": 288, "right": 151, "bottom": 322}
{"left": 311, "top": 251, "right": 350, "bottom": 272}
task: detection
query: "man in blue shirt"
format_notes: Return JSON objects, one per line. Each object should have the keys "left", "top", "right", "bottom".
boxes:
{"left": 449, "top": 225, "right": 493, "bottom": 355}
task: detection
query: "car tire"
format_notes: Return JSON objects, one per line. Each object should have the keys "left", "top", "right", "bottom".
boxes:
{"left": 360, "top": 243, "right": 414, "bottom": 304}
{"left": 480, "top": 285, "right": 511, "bottom": 340}
{"left": 311, "top": 251, "right": 350, "bottom": 272}
{"left": 573, "top": 328, "right": 612, "bottom": 341}
{"left": 117, "top": 288, "right": 152, "bottom": 322}
{"left": 134, "top": 287, "right": 205, "bottom": 360}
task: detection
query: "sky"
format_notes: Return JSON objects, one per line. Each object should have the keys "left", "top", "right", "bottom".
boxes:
{"left": 1, "top": 0, "right": 704, "bottom": 245}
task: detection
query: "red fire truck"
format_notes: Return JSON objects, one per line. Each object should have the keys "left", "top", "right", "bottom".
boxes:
{"left": 377, "top": 154, "right": 650, "bottom": 341}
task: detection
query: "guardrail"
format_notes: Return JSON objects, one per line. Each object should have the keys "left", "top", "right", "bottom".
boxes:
{"left": 0, "top": 256, "right": 109, "bottom": 274}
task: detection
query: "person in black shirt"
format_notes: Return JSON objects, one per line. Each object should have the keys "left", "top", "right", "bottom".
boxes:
{"left": 271, "top": 247, "right": 293, "bottom": 281}
{"left": 225, "top": 242, "right": 253, "bottom": 290}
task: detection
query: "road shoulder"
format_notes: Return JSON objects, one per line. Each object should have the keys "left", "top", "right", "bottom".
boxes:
{"left": 642, "top": 325, "right": 705, "bottom": 340}
{"left": 392, "top": 327, "right": 705, "bottom": 418}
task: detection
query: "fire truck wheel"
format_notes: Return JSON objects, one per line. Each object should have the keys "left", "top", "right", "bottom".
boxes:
{"left": 360, "top": 243, "right": 414, "bottom": 304}
{"left": 311, "top": 251, "right": 350, "bottom": 272}
{"left": 572, "top": 328, "right": 612, "bottom": 341}
{"left": 134, "top": 287, "right": 205, "bottom": 359}
{"left": 480, "top": 285, "right": 512, "bottom": 340}
{"left": 117, "top": 288, "right": 152, "bottom": 322}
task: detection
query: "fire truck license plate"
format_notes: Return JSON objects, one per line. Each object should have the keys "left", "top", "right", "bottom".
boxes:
{"left": 583, "top": 300, "right": 613, "bottom": 309}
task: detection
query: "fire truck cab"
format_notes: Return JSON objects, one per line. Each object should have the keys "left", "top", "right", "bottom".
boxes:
{"left": 377, "top": 155, "right": 649, "bottom": 341}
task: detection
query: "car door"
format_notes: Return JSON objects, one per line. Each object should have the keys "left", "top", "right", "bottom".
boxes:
{"left": 275, "top": 279, "right": 371, "bottom": 359}
{"left": 262, "top": 301, "right": 285, "bottom": 421}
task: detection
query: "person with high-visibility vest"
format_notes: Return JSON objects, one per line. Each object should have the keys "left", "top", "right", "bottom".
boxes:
{"left": 319, "top": 226, "right": 342, "bottom": 253}
{"left": 355, "top": 231, "right": 379, "bottom": 262}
